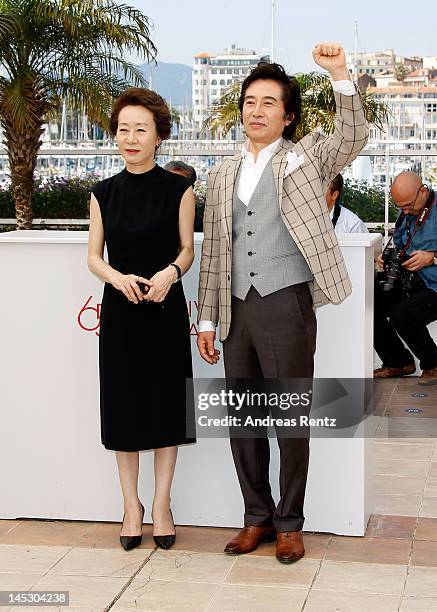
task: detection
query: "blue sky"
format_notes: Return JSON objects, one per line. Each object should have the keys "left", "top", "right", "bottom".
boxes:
{"left": 129, "top": 0, "right": 436, "bottom": 71}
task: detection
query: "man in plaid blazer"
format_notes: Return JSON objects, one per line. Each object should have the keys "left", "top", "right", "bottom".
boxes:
{"left": 197, "top": 43, "right": 368, "bottom": 564}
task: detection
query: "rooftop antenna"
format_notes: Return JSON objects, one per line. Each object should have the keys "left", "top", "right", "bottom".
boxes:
{"left": 270, "top": 0, "right": 276, "bottom": 63}
{"left": 354, "top": 21, "right": 358, "bottom": 82}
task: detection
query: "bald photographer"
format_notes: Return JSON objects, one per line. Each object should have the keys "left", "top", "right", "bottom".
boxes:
{"left": 374, "top": 172, "right": 437, "bottom": 385}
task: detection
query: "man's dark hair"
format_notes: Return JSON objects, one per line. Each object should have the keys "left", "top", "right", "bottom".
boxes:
{"left": 164, "top": 160, "right": 197, "bottom": 186}
{"left": 329, "top": 174, "right": 344, "bottom": 198}
{"left": 238, "top": 62, "right": 301, "bottom": 140}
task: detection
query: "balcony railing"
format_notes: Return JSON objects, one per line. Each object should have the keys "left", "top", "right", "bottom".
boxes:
{"left": 1, "top": 140, "right": 436, "bottom": 239}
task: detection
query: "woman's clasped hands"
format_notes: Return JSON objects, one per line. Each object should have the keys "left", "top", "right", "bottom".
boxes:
{"left": 111, "top": 266, "right": 178, "bottom": 304}
{"left": 146, "top": 266, "right": 178, "bottom": 302}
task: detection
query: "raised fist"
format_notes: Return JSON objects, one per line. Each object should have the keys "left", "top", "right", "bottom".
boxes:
{"left": 313, "top": 43, "right": 349, "bottom": 79}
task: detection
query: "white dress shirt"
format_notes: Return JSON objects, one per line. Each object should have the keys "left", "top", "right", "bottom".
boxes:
{"left": 198, "top": 78, "right": 356, "bottom": 334}
{"left": 330, "top": 205, "right": 368, "bottom": 234}
{"left": 237, "top": 137, "right": 283, "bottom": 205}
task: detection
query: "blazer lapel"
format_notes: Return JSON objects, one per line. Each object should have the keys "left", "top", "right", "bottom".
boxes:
{"left": 221, "top": 153, "right": 242, "bottom": 245}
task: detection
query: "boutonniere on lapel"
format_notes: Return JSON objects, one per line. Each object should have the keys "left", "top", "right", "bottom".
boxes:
{"left": 284, "top": 151, "right": 305, "bottom": 177}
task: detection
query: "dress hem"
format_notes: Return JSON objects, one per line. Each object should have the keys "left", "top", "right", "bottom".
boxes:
{"left": 102, "top": 438, "right": 197, "bottom": 452}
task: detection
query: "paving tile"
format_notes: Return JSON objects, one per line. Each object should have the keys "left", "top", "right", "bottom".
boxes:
{"left": 419, "top": 497, "right": 437, "bottom": 518}
{"left": 304, "top": 590, "right": 401, "bottom": 611}
{"left": 400, "top": 596, "right": 437, "bottom": 611}
{"left": 135, "top": 550, "right": 236, "bottom": 584}
{"left": 0, "top": 572, "right": 42, "bottom": 590}
{"left": 386, "top": 406, "right": 437, "bottom": 418}
{"left": 373, "top": 458, "right": 430, "bottom": 478}
{"left": 405, "top": 566, "right": 437, "bottom": 597}
{"left": 313, "top": 560, "right": 407, "bottom": 595}
{"left": 373, "top": 404, "right": 387, "bottom": 416}
{"left": 374, "top": 380, "right": 399, "bottom": 394}
{"left": 113, "top": 577, "right": 219, "bottom": 611}
{"left": 326, "top": 536, "right": 411, "bottom": 564}
{"left": 374, "top": 475, "right": 426, "bottom": 496}
{"left": 47, "top": 546, "right": 152, "bottom": 577}
{"left": 366, "top": 514, "right": 417, "bottom": 539}
{"left": 410, "top": 540, "right": 437, "bottom": 567}
{"left": 387, "top": 397, "right": 437, "bottom": 408}
{"left": 0, "top": 521, "right": 21, "bottom": 541}
{"left": 0, "top": 520, "right": 92, "bottom": 547}
{"left": 77, "top": 521, "right": 154, "bottom": 549}
{"left": 224, "top": 555, "right": 319, "bottom": 589}
{"left": 0, "top": 544, "right": 71, "bottom": 574}
{"left": 208, "top": 583, "right": 307, "bottom": 611}
{"left": 373, "top": 442, "right": 434, "bottom": 461}
{"left": 425, "top": 478, "right": 437, "bottom": 496}
{"left": 167, "top": 526, "right": 239, "bottom": 554}
{"left": 30, "top": 573, "right": 126, "bottom": 610}
{"left": 375, "top": 437, "right": 435, "bottom": 445}
{"left": 384, "top": 418, "right": 437, "bottom": 438}
{"left": 415, "top": 518, "right": 437, "bottom": 541}
{"left": 374, "top": 494, "right": 422, "bottom": 517}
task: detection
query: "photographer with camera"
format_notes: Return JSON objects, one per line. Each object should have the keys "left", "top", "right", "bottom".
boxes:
{"left": 374, "top": 172, "right": 437, "bottom": 385}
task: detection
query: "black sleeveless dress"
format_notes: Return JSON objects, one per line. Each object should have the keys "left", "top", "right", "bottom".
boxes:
{"left": 91, "top": 164, "right": 196, "bottom": 451}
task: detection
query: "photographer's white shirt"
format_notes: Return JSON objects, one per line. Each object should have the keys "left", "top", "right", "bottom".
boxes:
{"left": 330, "top": 205, "right": 368, "bottom": 234}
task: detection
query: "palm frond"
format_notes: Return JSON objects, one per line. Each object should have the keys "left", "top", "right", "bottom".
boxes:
{"left": 202, "top": 80, "right": 243, "bottom": 138}
{"left": 0, "top": 73, "right": 41, "bottom": 131}
{"left": 202, "top": 71, "right": 390, "bottom": 141}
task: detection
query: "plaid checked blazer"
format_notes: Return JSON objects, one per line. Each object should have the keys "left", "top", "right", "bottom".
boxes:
{"left": 198, "top": 88, "right": 369, "bottom": 342}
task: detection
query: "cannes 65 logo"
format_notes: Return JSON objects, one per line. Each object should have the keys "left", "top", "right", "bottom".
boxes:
{"left": 77, "top": 296, "right": 101, "bottom": 336}
{"left": 77, "top": 296, "right": 199, "bottom": 337}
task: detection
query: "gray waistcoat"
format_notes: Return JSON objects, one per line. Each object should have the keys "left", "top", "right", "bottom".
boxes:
{"left": 231, "top": 159, "right": 313, "bottom": 300}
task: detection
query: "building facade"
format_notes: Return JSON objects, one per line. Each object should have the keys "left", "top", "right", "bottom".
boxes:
{"left": 346, "top": 49, "right": 422, "bottom": 78}
{"left": 191, "top": 44, "right": 269, "bottom": 139}
{"left": 365, "top": 78, "right": 437, "bottom": 185}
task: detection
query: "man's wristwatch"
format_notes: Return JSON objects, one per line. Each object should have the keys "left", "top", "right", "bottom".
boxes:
{"left": 434, "top": 251, "right": 437, "bottom": 266}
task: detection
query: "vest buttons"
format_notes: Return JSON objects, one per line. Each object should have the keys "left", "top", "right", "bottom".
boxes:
{"left": 247, "top": 231, "right": 253, "bottom": 236}
{"left": 249, "top": 272, "right": 255, "bottom": 277}
{"left": 248, "top": 251, "right": 253, "bottom": 256}
{"left": 247, "top": 210, "right": 253, "bottom": 216}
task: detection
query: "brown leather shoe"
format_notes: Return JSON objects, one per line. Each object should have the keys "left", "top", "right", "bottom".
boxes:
{"left": 276, "top": 531, "right": 305, "bottom": 564}
{"left": 418, "top": 366, "right": 437, "bottom": 386}
{"left": 224, "top": 525, "right": 276, "bottom": 555}
{"left": 373, "top": 364, "right": 415, "bottom": 379}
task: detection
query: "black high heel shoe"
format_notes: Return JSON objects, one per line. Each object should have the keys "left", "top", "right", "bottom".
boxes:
{"left": 153, "top": 508, "right": 176, "bottom": 550}
{"left": 120, "top": 502, "right": 145, "bottom": 551}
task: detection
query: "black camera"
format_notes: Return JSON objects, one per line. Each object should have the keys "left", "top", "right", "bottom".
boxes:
{"left": 381, "top": 248, "right": 425, "bottom": 296}
{"left": 381, "top": 248, "right": 409, "bottom": 292}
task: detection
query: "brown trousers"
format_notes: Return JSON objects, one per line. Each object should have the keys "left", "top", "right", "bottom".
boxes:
{"left": 222, "top": 283, "right": 317, "bottom": 532}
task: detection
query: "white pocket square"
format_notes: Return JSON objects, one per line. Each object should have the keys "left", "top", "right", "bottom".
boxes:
{"left": 284, "top": 152, "right": 305, "bottom": 177}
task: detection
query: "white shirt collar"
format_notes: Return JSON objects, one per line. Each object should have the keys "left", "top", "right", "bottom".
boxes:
{"left": 241, "top": 137, "right": 282, "bottom": 162}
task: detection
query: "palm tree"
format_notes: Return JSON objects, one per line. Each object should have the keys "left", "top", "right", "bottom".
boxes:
{"left": 203, "top": 71, "right": 389, "bottom": 141}
{"left": 0, "top": 0, "right": 157, "bottom": 229}
{"left": 394, "top": 63, "right": 408, "bottom": 82}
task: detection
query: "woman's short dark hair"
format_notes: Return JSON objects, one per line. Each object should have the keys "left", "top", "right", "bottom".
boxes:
{"left": 109, "top": 87, "right": 172, "bottom": 140}
{"left": 238, "top": 63, "right": 301, "bottom": 140}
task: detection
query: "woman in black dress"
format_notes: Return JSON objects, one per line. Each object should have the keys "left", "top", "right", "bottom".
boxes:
{"left": 87, "top": 88, "right": 196, "bottom": 551}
